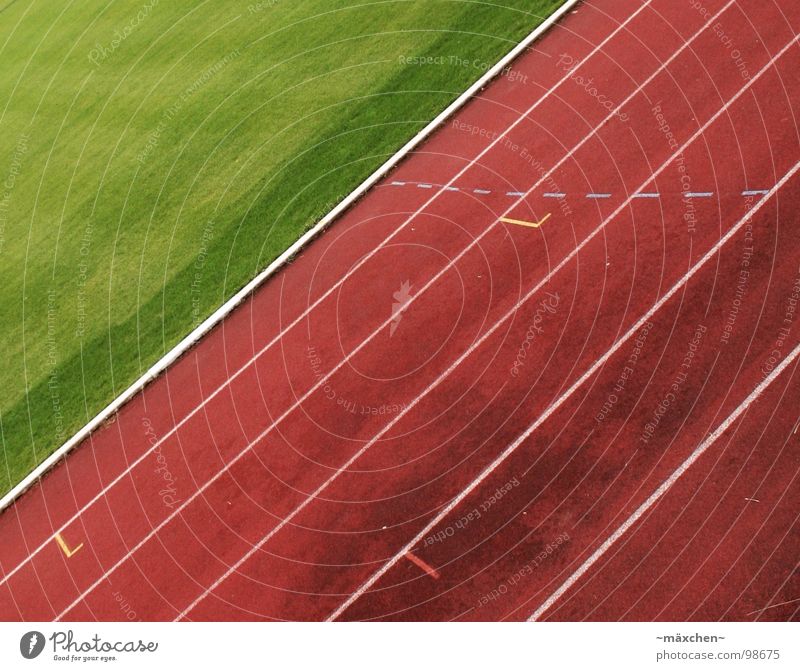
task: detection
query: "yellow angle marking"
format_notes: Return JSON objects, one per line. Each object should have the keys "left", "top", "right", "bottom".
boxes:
{"left": 54, "top": 533, "right": 83, "bottom": 558}
{"left": 500, "top": 212, "right": 551, "bottom": 228}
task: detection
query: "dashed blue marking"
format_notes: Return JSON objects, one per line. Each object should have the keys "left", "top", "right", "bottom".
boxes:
{"left": 386, "top": 181, "right": 774, "bottom": 202}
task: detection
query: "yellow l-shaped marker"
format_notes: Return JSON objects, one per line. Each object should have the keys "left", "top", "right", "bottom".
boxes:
{"left": 500, "top": 212, "right": 551, "bottom": 228}
{"left": 55, "top": 533, "right": 83, "bottom": 558}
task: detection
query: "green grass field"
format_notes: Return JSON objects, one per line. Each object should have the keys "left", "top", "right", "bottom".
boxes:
{"left": 0, "top": 0, "right": 564, "bottom": 496}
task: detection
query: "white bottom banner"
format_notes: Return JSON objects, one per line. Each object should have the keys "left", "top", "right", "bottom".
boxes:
{"left": 0, "top": 622, "right": 796, "bottom": 670}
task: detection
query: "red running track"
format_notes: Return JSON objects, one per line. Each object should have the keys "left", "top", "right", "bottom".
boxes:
{"left": 1, "top": 0, "right": 799, "bottom": 622}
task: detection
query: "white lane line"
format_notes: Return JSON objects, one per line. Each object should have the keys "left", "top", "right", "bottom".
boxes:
{"left": 543, "top": 192, "right": 566, "bottom": 198}
{"left": 173, "top": 0, "right": 752, "bottom": 620}
{"left": 529, "top": 339, "right": 800, "bottom": 622}
{"left": 417, "top": 183, "right": 433, "bottom": 189}
{"left": 328, "top": 158, "right": 800, "bottom": 622}
{"left": 632, "top": 192, "right": 660, "bottom": 198}
{"left": 743, "top": 189, "right": 769, "bottom": 196}
{"left": 1, "top": 0, "right": 653, "bottom": 590}
{"left": 53, "top": 5, "right": 673, "bottom": 619}
{"left": 746, "top": 596, "right": 800, "bottom": 617}
{"left": 390, "top": 181, "right": 406, "bottom": 186}
{"left": 685, "top": 191, "right": 714, "bottom": 197}
{"left": 586, "top": 193, "right": 612, "bottom": 198}
{"left": 507, "top": 191, "right": 526, "bottom": 197}
{"left": 474, "top": 189, "right": 492, "bottom": 194}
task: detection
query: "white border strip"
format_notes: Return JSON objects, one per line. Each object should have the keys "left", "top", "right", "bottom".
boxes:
{"left": 0, "top": 0, "right": 581, "bottom": 513}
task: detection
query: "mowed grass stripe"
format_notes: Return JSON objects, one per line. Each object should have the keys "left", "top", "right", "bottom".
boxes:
{"left": 0, "top": 0, "right": 565, "bottom": 495}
